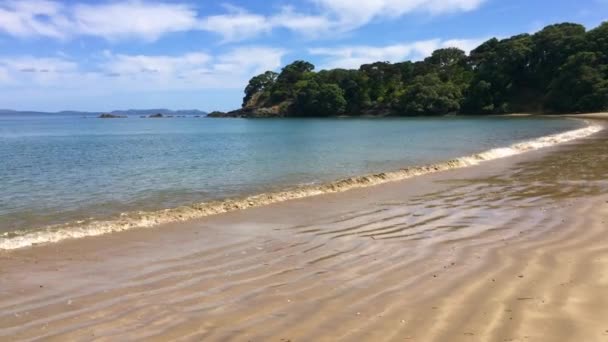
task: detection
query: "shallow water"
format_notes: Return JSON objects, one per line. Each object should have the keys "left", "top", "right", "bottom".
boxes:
{"left": 0, "top": 115, "right": 584, "bottom": 234}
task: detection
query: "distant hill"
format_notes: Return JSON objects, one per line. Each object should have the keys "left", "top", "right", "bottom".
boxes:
{"left": 0, "top": 109, "right": 77, "bottom": 116}
{"left": 108, "top": 109, "right": 207, "bottom": 116}
{"left": 0, "top": 109, "right": 208, "bottom": 117}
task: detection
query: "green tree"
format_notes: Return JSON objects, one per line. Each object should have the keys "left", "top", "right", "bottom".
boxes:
{"left": 276, "top": 60, "right": 315, "bottom": 84}
{"left": 293, "top": 81, "right": 347, "bottom": 116}
{"left": 425, "top": 48, "right": 470, "bottom": 83}
{"left": 270, "top": 61, "right": 315, "bottom": 103}
{"left": 463, "top": 80, "right": 495, "bottom": 113}
{"left": 531, "top": 23, "right": 587, "bottom": 96}
{"left": 316, "top": 69, "right": 371, "bottom": 114}
{"left": 587, "top": 22, "right": 608, "bottom": 63}
{"left": 243, "top": 71, "right": 278, "bottom": 107}
{"left": 546, "top": 52, "right": 608, "bottom": 112}
{"left": 397, "top": 74, "right": 463, "bottom": 115}
{"left": 465, "top": 34, "right": 534, "bottom": 113}
{"left": 359, "top": 62, "right": 402, "bottom": 104}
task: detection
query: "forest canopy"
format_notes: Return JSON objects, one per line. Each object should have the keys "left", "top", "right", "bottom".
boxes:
{"left": 239, "top": 22, "right": 608, "bottom": 117}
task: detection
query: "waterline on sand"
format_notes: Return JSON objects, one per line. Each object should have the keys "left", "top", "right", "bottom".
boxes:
{"left": 0, "top": 122, "right": 602, "bottom": 250}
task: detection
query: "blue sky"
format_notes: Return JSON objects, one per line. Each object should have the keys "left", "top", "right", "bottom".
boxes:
{"left": 0, "top": 0, "right": 606, "bottom": 112}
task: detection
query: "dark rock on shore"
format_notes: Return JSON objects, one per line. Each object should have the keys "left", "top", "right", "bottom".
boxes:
{"left": 148, "top": 113, "right": 164, "bottom": 118}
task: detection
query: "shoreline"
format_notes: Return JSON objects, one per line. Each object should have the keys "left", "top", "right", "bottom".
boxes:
{"left": 502, "top": 112, "right": 608, "bottom": 119}
{"left": 0, "top": 120, "right": 603, "bottom": 250}
{"left": 207, "top": 110, "right": 608, "bottom": 119}
{"left": 1, "top": 125, "right": 608, "bottom": 340}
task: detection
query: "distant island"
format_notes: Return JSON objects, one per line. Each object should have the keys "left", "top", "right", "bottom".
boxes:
{"left": 98, "top": 113, "right": 127, "bottom": 119}
{"left": 99, "top": 113, "right": 188, "bottom": 119}
{"left": 0, "top": 109, "right": 207, "bottom": 117}
{"left": 209, "top": 22, "right": 608, "bottom": 118}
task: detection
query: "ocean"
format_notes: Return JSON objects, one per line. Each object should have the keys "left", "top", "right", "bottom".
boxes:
{"left": 0, "top": 114, "right": 596, "bottom": 249}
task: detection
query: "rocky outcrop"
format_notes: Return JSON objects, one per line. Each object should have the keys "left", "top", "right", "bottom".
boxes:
{"left": 206, "top": 111, "right": 229, "bottom": 117}
{"left": 98, "top": 113, "right": 126, "bottom": 118}
{"left": 148, "top": 113, "right": 164, "bottom": 118}
{"left": 207, "top": 102, "right": 291, "bottom": 118}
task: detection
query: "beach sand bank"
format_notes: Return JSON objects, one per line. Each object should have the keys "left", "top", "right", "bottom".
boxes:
{"left": 1, "top": 121, "right": 608, "bottom": 341}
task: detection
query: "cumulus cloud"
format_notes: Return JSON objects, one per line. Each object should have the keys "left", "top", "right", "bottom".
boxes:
{"left": 309, "top": 38, "right": 486, "bottom": 69}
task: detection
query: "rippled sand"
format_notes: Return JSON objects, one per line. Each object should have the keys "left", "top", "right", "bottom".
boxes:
{"left": 1, "top": 122, "right": 608, "bottom": 341}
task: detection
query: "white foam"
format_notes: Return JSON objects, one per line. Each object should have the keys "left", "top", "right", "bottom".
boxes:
{"left": 458, "top": 123, "right": 603, "bottom": 166}
{"left": 0, "top": 122, "right": 603, "bottom": 250}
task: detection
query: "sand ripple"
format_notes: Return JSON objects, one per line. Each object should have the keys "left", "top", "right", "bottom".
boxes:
{"left": 0, "top": 123, "right": 608, "bottom": 341}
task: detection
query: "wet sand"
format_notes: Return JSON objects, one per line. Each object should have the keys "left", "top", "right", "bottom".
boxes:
{"left": 1, "top": 122, "right": 608, "bottom": 341}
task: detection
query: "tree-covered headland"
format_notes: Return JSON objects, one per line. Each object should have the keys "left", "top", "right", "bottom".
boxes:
{"left": 214, "top": 22, "right": 608, "bottom": 117}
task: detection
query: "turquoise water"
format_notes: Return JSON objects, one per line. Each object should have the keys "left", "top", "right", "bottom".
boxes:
{"left": 0, "top": 115, "right": 584, "bottom": 234}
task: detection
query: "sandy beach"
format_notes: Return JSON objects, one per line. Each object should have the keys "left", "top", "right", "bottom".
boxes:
{"left": 1, "top": 120, "right": 608, "bottom": 341}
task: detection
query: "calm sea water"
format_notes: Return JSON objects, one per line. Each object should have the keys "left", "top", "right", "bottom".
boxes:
{"left": 0, "top": 115, "right": 583, "bottom": 234}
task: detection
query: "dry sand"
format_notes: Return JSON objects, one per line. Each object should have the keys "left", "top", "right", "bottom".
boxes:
{"left": 1, "top": 121, "right": 608, "bottom": 341}
{"left": 504, "top": 112, "right": 608, "bottom": 119}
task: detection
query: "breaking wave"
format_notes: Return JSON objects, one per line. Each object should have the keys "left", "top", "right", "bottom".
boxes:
{"left": 0, "top": 122, "right": 603, "bottom": 250}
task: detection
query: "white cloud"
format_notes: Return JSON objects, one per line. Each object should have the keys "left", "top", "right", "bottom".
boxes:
{"left": 199, "top": 10, "right": 272, "bottom": 42}
{"left": 211, "top": 47, "right": 285, "bottom": 75}
{"left": 0, "top": 0, "right": 69, "bottom": 39}
{"left": 198, "top": 6, "right": 333, "bottom": 42}
{"left": 104, "top": 52, "right": 212, "bottom": 79}
{"left": 0, "top": 66, "right": 10, "bottom": 82}
{"left": 201, "top": 1, "right": 486, "bottom": 41}
{"left": 0, "top": 1, "right": 486, "bottom": 42}
{"left": 0, "top": 47, "right": 287, "bottom": 92}
{"left": 72, "top": 1, "right": 199, "bottom": 41}
{"left": 310, "top": 38, "right": 486, "bottom": 69}
{"left": 312, "top": 0, "right": 486, "bottom": 30}
{"left": 196, "top": 0, "right": 486, "bottom": 40}
{"left": 0, "top": 56, "right": 79, "bottom": 84}
{"left": 440, "top": 38, "right": 486, "bottom": 53}
{"left": 100, "top": 47, "right": 286, "bottom": 89}
{"left": 0, "top": 0, "right": 199, "bottom": 41}
{"left": 0, "top": 56, "right": 77, "bottom": 72}
{"left": 270, "top": 7, "right": 333, "bottom": 37}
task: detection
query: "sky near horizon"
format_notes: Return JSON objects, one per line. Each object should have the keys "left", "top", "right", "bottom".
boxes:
{"left": 0, "top": 0, "right": 606, "bottom": 112}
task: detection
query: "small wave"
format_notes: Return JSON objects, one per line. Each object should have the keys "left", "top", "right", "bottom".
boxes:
{"left": 0, "top": 122, "right": 603, "bottom": 250}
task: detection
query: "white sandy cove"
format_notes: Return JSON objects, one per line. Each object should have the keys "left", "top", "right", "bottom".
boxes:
{"left": 0, "top": 121, "right": 603, "bottom": 250}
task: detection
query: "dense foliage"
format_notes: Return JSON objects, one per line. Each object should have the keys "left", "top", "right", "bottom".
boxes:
{"left": 242, "top": 22, "right": 608, "bottom": 116}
